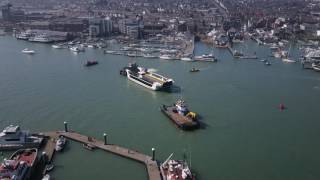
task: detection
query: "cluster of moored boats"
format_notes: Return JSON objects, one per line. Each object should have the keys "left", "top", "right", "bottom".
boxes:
{"left": 105, "top": 49, "right": 218, "bottom": 62}
{"left": 0, "top": 125, "right": 67, "bottom": 180}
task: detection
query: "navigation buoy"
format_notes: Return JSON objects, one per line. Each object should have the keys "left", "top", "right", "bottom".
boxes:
{"left": 279, "top": 103, "right": 285, "bottom": 110}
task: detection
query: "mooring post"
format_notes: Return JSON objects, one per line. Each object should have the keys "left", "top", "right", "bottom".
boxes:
{"left": 103, "top": 133, "right": 107, "bottom": 145}
{"left": 64, "top": 121, "right": 68, "bottom": 132}
{"left": 152, "top": 148, "right": 155, "bottom": 161}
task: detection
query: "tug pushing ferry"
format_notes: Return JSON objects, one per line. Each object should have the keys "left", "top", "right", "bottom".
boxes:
{"left": 120, "top": 63, "right": 174, "bottom": 91}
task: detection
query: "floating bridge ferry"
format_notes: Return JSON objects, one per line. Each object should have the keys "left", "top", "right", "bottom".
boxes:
{"left": 120, "top": 63, "right": 174, "bottom": 91}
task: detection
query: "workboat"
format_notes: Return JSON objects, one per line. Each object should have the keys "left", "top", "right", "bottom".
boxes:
{"left": 161, "top": 100, "right": 199, "bottom": 130}
{"left": 0, "top": 148, "right": 38, "bottom": 180}
{"left": 190, "top": 68, "right": 200, "bottom": 72}
{"left": 120, "top": 63, "right": 174, "bottom": 91}
{"left": 21, "top": 48, "right": 35, "bottom": 54}
{"left": 160, "top": 153, "right": 196, "bottom": 180}
{"left": 0, "top": 125, "right": 43, "bottom": 150}
{"left": 55, "top": 136, "right": 66, "bottom": 152}
{"left": 312, "top": 62, "right": 320, "bottom": 71}
{"left": 85, "top": 60, "right": 98, "bottom": 67}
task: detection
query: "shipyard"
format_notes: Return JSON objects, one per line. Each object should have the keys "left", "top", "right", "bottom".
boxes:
{"left": 1, "top": 0, "right": 320, "bottom": 180}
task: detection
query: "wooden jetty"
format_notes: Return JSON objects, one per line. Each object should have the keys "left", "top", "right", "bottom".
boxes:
{"left": 42, "top": 131, "right": 162, "bottom": 180}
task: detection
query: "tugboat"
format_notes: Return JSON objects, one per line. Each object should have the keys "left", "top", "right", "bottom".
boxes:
{"left": 190, "top": 68, "right": 200, "bottom": 72}
{"left": 0, "top": 125, "right": 43, "bottom": 150}
{"left": 160, "top": 153, "right": 196, "bottom": 180}
{"left": 55, "top": 136, "right": 66, "bottom": 152}
{"left": 0, "top": 148, "right": 38, "bottom": 180}
{"left": 85, "top": 60, "right": 98, "bottom": 67}
{"left": 161, "top": 100, "right": 199, "bottom": 130}
{"left": 120, "top": 63, "right": 174, "bottom": 91}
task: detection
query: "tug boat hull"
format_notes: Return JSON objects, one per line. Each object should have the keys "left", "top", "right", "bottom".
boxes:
{"left": 161, "top": 105, "right": 199, "bottom": 130}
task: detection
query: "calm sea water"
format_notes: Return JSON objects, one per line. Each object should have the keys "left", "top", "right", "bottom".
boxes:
{"left": 1, "top": 36, "right": 320, "bottom": 180}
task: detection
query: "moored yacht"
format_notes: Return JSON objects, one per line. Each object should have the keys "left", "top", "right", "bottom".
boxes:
{"left": 0, "top": 125, "right": 43, "bottom": 150}
{"left": 160, "top": 153, "right": 196, "bottom": 180}
{"left": 120, "top": 63, "right": 174, "bottom": 91}
{"left": 159, "top": 54, "right": 178, "bottom": 60}
{"left": 0, "top": 148, "right": 38, "bottom": 180}
{"left": 29, "top": 34, "right": 53, "bottom": 43}
{"left": 17, "top": 32, "right": 32, "bottom": 40}
{"left": 194, "top": 54, "right": 217, "bottom": 62}
{"left": 180, "top": 57, "right": 194, "bottom": 61}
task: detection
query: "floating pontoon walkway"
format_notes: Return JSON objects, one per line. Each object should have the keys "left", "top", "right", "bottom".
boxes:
{"left": 43, "top": 131, "right": 161, "bottom": 180}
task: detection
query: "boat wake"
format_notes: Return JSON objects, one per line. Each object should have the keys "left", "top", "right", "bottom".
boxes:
{"left": 198, "top": 67, "right": 211, "bottom": 71}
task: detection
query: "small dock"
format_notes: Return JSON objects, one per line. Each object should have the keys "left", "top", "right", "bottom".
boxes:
{"left": 42, "top": 131, "right": 162, "bottom": 180}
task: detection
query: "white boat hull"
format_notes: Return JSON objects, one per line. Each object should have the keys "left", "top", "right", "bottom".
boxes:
{"left": 127, "top": 73, "right": 160, "bottom": 91}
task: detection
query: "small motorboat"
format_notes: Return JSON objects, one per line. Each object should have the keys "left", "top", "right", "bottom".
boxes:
{"left": 190, "top": 68, "right": 200, "bottom": 72}
{"left": 83, "top": 143, "right": 96, "bottom": 151}
{"left": 42, "top": 174, "right": 50, "bottom": 180}
{"left": 260, "top": 59, "right": 267, "bottom": 62}
{"left": 21, "top": 48, "right": 35, "bottom": 54}
{"left": 265, "top": 61, "right": 271, "bottom": 66}
{"left": 85, "top": 60, "right": 98, "bottom": 67}
{"left": 282, "top": 58, "right": 296, "bottom": 63}
{"left": 55, "top": 136, "right": 66, "bottom": 152}
{"left": 45, "top": 164, "right": 54, "bottom": 173}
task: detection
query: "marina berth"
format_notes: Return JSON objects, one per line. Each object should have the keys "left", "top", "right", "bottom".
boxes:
{"left": 161, "top": 100, "right": 199, "bottom": 130}
{"left": 0, "top": 125, "right": 43, "bottom": 150}
{"left": 120, "top": 63, "right": 174, "bottom": 91}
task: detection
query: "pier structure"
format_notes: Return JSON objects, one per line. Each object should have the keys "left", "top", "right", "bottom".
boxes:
{"left": 42, "top": 127, "right": 162, "bottom": 180}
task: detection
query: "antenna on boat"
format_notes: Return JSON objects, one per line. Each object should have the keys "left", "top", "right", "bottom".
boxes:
{"left": 162, "top": 153, "right": 174, "bottom": 167}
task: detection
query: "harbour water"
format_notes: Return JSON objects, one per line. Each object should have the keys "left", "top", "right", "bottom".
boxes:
{"left": 1, "top": 36, "right": 320, "bottom": 180}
